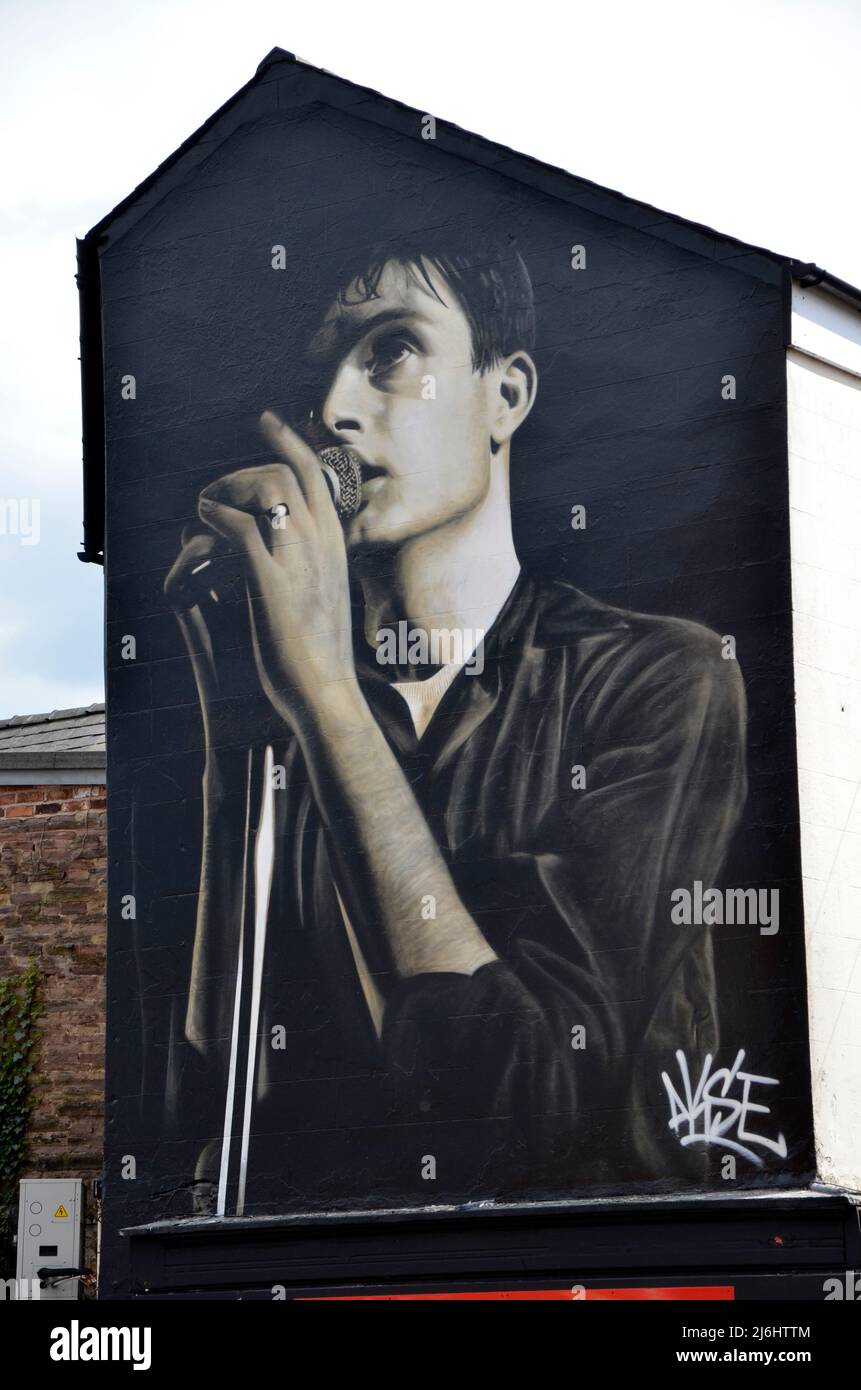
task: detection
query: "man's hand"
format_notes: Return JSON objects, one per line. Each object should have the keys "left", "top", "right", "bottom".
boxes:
{"left": 171, "top": 414, "right": 496, "bottom": 987}
{"left": 173, "top": 410, "right": 496, "bottom": 985}
{"left": 197, "top": 410, "right": 358, "bottom": 730}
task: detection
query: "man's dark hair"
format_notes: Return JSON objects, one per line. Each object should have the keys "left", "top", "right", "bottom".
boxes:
{"left": 330, "top": 230, "right": 537, "bottom": 373}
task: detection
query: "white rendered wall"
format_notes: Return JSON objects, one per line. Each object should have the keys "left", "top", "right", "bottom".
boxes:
{"left": 788, "top": 285, "right": 861, "bottom": 1192}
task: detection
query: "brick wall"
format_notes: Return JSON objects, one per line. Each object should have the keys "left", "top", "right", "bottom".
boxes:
{"left": 0, "top": 782, "right": 106, "bottom": 1280}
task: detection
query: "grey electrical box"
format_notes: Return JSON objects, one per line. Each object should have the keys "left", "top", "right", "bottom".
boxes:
{"left": 16, "top": 1179, "right": 83, "bottom": 1300}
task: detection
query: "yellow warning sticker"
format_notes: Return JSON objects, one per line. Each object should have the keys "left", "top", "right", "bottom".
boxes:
{"left": 53, "top": 1204, "right": 69, "bottom": 1219}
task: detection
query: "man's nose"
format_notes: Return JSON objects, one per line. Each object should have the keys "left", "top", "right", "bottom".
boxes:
{"left": 321, "top": 362, "right": 369, "bottom": 439}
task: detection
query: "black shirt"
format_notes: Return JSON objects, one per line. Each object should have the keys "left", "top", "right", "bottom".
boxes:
{"left": 179, "top": 570, "right": 747, "bottom": 1213}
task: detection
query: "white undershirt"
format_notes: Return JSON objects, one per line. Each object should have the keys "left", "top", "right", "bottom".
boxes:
{"left": 391, "top": 661, "right": 464, "bottom": 738}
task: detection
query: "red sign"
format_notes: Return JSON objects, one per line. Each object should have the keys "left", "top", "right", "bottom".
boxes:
{"left": 301, "top": 1286, "right": 735, "bottom": 1301}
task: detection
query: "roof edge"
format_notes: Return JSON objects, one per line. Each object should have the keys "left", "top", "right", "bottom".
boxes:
{"left": 83, "top": 48, "right": 296, "bottom": 245}
{"left": 81, "top": 47, "right": 794, "bottom": 267}
{"left": 82, "top": 46, "right": 861, "bottom": 298}
{"left": 74, "top": 48, "right": 861, "bottom": 568}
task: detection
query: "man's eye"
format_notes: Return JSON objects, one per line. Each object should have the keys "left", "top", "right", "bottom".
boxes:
{"left": 367, "top": 333, "right": 415, "bottom": 377}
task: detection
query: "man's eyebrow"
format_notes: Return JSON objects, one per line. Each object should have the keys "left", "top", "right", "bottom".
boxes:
{"left": 309, "top": 306, "right": 432, "bottom": 366}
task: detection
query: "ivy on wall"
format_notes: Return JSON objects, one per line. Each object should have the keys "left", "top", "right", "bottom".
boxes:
{"left": 0, "top": 963, "right": 42, "bottom": 1236}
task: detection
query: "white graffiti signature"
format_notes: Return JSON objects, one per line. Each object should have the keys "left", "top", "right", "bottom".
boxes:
{"left": 661, "top": 1049, "right": 788, "bottom": 1167}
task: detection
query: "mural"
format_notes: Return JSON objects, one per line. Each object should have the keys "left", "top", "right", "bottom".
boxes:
{"left": 97, "top": 100, "right": 814, "bottom": 1246}
{"left": 162, "top": 233, "right": 750, "bottom": 1215}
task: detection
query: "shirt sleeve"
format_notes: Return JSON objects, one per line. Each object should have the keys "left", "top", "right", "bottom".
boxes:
{"left": 379, "top": 618, "right": 748, "bottom": 1183}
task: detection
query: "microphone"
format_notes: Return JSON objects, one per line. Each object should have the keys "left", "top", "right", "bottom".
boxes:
{"left": 165, "top": 446, "right": 364, "bottom": 611}
{"left": 317, "top": 444, "right": 363, "bottom": 520}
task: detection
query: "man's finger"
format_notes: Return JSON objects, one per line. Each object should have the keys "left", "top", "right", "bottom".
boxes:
{"left": 164, "top": 531, "right": 219, "bottom": 608}
{"left": 197, "top": 495, "right": 270, "bottom": 570}
{"left": 259, "top": 409, "right": 329, "bottom": 507}
{"left": 201, "top": 464, "right": 307, "bottom": 516}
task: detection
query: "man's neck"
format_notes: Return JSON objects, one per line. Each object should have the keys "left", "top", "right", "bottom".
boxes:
{"left": 359, "top": 470, "right": 521, "bottom": 663}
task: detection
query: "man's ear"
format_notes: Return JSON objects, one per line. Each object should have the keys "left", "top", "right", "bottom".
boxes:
{"left": 490, "top": 351, "right": 538, "bottom": 449}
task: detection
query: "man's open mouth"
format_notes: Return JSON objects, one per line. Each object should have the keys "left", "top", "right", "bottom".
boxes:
{"left": 358, "top": 458, "right": 387, "bottom": 485}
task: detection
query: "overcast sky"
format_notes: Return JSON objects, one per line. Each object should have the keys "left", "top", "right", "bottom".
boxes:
{"left": 0, "top": 0, "right": 858, "bottom": 720}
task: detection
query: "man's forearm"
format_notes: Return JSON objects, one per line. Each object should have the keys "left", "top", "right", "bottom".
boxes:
{"left": 290, "top": 680, "right": 498, "bottom": 979}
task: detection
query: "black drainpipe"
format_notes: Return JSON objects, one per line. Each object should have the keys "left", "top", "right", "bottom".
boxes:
{"left": 76, "top": 235, "right": 105, "bottom": 565}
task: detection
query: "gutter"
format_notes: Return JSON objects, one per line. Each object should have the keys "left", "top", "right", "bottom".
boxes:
{"left": 0, "top": 750, "right": 106, "bottom": 786}
{"left": 789, "top": 260, "right": 861, "bottom": 313}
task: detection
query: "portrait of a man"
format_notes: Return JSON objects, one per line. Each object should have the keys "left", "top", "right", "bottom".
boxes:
{"left": 165, "top": 232, "right": 748, "bottom": 1217}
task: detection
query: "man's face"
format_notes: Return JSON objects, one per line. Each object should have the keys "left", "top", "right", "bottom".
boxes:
{"left": 308, "top": 259, "right": 500, "bottom": 550}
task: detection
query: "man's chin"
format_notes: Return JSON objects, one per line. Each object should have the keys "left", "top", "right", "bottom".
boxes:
{"left": 346, "top": 502, "right": 444, "bottom": 554}
{"left": 346, "top": 508, "right": 406, "bottom": 553}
